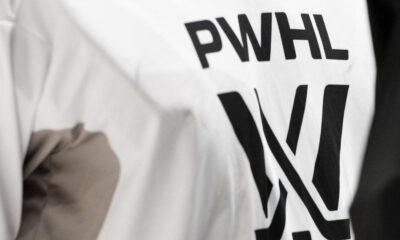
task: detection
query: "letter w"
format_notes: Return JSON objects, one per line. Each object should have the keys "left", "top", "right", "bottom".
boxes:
{"left": 217, "top": 13, "right": 272, "bottom": 62}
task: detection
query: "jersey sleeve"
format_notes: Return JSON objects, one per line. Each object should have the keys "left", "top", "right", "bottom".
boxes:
{"left": 2, "top": 1, "right": 238, "bottom": 239}
{"left": 0, "top": 0, "right": 247, "bottom": 240}
{"left": 0, "top": 0, "right": 51, "bottom": 238}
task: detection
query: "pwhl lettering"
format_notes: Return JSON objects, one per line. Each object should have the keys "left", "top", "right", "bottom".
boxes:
{"left": 185, "top": 13, "right": 349, "bottom": 68}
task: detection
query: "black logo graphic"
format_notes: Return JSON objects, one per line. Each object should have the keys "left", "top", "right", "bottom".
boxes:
{"left": 218, "top": 85, "right": 350, "bottom": 240}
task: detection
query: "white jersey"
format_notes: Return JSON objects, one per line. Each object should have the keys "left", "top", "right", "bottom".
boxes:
{"left": 0, "top": 0, "right": 375, "bottom": 239}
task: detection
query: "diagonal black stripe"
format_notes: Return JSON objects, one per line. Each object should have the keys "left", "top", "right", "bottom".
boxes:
{"left": 286, "top": 85, "right": 308, "bottom": 154}
{"left": 313, "top": 85, "right": 349, "bottom": 211}
{"left": 219, "top": 92, "right": 273, "bottom": 218}
{"left": 255, "top": 89, "right": 350, "bottom": 240}
{"left": 255, "top": 181, "right": 288, "bottom": 240}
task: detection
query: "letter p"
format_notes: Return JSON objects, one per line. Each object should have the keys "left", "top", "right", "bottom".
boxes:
{"left": 185, "top": 20, "right": 222, "bottom": 68}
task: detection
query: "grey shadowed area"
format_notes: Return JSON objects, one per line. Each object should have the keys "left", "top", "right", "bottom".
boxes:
{"left": 17, "top": 124, "right": 120, "bottom": 240}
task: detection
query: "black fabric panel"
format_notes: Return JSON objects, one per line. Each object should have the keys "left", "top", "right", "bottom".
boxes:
{"left": 351, "top": 1, "right": 400, "bottom": 239}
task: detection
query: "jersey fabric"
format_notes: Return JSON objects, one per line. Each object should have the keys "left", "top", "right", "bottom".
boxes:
{"left": 0, "top": 0, "right": 375, "bottom": 239}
